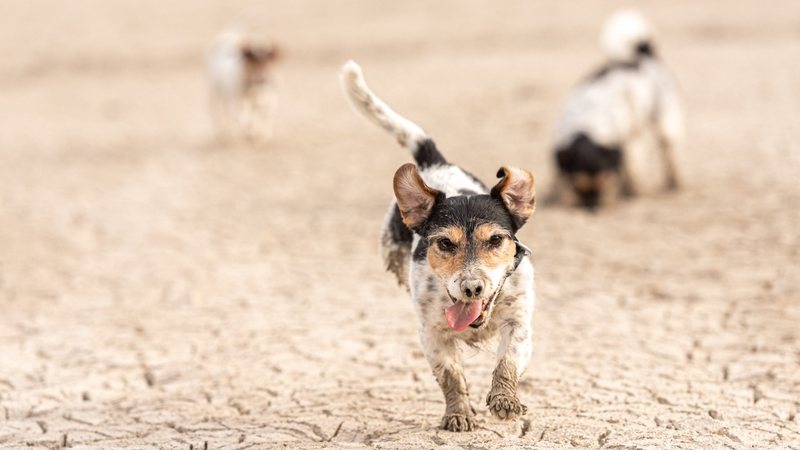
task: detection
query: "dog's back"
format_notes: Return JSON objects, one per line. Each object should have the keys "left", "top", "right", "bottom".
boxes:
{"left": 555, "top": 10, "right": 682, "bottom": 150}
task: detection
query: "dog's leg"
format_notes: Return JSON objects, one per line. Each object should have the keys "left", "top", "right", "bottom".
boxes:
{"left": 486, "top": 297, "right": 532, "bottom": 421}
{"left": 261, "top": 86, "right": 279, "bottom": 141}
{"left": 246, "top": 84, "right": 278, "bottom": 145}
{"left": 657, "top": 135, "right": 680, "bottom": 191}
{"left": 420, "top": 328, "right": 475, "bottom": 432}
{"left": 618, "top": 155, "right": 638, "bottom": 198}
{"left": 654, "top": 82, "right": 684, "bottom": 191}
{"left": 209, "top": 90, "right": 234, "bottom": 143}
{"left": 241, "top": 95, "right": 261, "bottom": 144}
{"left": 380, "top": 202, "right": 412, "bottom": 289}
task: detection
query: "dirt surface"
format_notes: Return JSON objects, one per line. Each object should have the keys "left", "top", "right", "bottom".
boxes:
{"left": 1, "top": 1, "right": 799, "bottom": 448}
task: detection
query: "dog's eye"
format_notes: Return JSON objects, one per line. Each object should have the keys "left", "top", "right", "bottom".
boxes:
{"left": 488, "top": 235, "right": 504, "bottom": 248}
{"left": 436, "top": 238, "right": 456, "bottom": 252}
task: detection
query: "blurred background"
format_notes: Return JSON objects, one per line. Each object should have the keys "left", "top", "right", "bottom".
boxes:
{"left": 1, "top": 0, "right": 798, "bottom": 448}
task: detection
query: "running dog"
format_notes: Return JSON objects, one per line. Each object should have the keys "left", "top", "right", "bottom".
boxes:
{"left": 340, "top": 61, "right": 536, "bottom": 432}
{"left": 548, "top": 10, "right": 685, "bottom": 209}
{"left": 207, "top": 28, "right": 280, "bottom": 144}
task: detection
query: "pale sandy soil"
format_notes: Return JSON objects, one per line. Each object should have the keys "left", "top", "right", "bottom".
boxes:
{"left": 1, "top": 1, "right": 799, "bottom": 449}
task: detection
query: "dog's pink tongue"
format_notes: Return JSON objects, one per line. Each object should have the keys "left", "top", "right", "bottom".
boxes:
{"left": 445, "top": 301, "right": 483, "bottom": 331}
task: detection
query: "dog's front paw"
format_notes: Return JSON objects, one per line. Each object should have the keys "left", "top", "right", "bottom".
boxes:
{"left": 486, "top": 392, "right": 527, "bottom": 421}
{"left": 440, "top": 412, "right": 476, "bottom": 432}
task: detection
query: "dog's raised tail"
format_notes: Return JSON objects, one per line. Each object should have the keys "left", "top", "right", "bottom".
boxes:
{"left": 340, "top": 60, "right": 445, "bottom": 167}
{"left": 601, "top": 10, "right": 656, "bottom": 63}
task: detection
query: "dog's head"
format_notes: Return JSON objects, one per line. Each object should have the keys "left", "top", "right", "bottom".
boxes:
{"left": 241, "top": 43, "right": 280, "bottom": 68}
{"left": 393, "top": 164, "right": 535, "bottom": 331}
{"left": 556, "top": 134, "right": 622, "bottom": 210}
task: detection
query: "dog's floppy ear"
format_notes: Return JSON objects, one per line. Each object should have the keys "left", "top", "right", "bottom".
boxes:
{"left": 393, "top": 163, "right": 442, "bottom": 230}
{"left": 241, "top": 44, "right": 260, "bottom": 63}
{"left": 266, "top": 44, "right": 281, "bottom": 62}
{"left": 491, "top": 166, "right": 536, "bottom": 230}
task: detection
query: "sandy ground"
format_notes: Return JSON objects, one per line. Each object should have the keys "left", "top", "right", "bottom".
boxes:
{"left": 1, "top": 1, "right": 799, "bottom": 448}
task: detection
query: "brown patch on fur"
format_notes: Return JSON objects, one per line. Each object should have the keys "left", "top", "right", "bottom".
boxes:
{"left": 572, "top": 172, "right": 609, "bottom": 192}
{"left": 486, "top": 358, "right": 527, "bottom": 421}
{"left": 381, "top": 239, "right": 410, "bottom": 289}
{"left": 393, "top": 164, "right": 441, "bottom": 230}
{"left": 241, "top": 43, "right": 280, "bottom": 65}
{"left": 427, "top": 227, "right": 466, "bottom": 280}
{"left": 241, "top": 43, "right": 279, "bottom": 87}
{"left": 428, "top": 224, "right": 515, "bottom": 285}
{"left": 491, "top": 166, "right": 536, "bottom": 226}
{"left": 474, "top": 223, "right": 516, "bottom": 272}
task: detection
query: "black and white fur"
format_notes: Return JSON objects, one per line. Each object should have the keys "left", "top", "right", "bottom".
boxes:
{"left": 548, "top": 10, "right": 685, "bottom": 209}
{"left": 340, "top": 61, "right": 536, "bottom": 432}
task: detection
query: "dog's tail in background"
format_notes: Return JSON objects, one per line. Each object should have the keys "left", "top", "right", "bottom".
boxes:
{"left": 601, "top": 10, "right": 656, "bottom": 63}
{"left": 340, "top": 60, "right": 446, "bottom": 168}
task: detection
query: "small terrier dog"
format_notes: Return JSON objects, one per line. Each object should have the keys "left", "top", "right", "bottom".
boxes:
{"left": 547, "top": 10, "right": 685, "bottom": 209}
{"left": 207, "top": 28, "right": 280, "bottom": 144}
{"left": 341, "top": 61, "right": 536, "bottom": 432}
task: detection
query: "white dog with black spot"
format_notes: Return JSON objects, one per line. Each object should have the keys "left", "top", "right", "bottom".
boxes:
{"left": 548, "top": 10, "right": 685, "bottom": 209}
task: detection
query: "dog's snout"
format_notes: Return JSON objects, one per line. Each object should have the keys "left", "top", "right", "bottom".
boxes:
{"left": 460, "top": 279, "right": 485, "bottom": 298}
{"left": 578, "top": 189, "right": 600, "bottom": 210}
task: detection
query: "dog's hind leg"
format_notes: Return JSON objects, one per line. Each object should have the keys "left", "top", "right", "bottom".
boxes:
{"left": 380, "top": 202, "right": 412, "bottom": 288}
{"left": 654, "top": 82, "right": 684, "bottom": 191}
{"left": 618, "top": 153, "right": 639, "bottom": 198}
{"left": 256, "top": 86, "right": 279, "bottom": 143}
{"left": 657, "top": 136, "right": 680, "bottom": 191}
{"left": 241, "top": 88, "right": 277, "bottom": 146}
{"left": 209, "top": 90, "right": 236, "bottom": 143}
{"left": 652, "top": 126, "right": 681, "bottom": 191}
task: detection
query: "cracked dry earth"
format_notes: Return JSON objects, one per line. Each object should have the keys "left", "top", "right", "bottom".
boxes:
{"left": 1, "top": 0, "right": 799, "bottom": 449}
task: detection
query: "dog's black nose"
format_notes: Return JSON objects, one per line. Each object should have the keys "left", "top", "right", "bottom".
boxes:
{"left": 461, "top": 279, "right": 484, "bottom": 298}
{"left": 579, "top": 189, "right": 600, "bottom": 210}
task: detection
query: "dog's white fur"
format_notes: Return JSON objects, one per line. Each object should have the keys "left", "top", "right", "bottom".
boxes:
{"left": 207, "top": 27, "right": 279, "bottom": 144}
{"left": 551, "top": 10, "right": 684, "bottom": 200}
{"left": 340, "top": 61, "right": 427, "bottom": 153}
{"left": 341, "top": 61, "right": 535, "bottom": 431}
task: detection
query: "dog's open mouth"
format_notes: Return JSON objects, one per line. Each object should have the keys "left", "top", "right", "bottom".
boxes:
{"left": 444, "top": 293, "right": 496, "bottom": 332}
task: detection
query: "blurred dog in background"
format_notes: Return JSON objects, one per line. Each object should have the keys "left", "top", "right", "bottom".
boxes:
{"left": 207, "top": 27, "right": 281, "bottom": 145}
{"left": 547, "top": 10, "right": 685, "bottom": 210}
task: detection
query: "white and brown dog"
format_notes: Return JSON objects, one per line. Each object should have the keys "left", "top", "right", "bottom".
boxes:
{"left": 340, "top": 61, "right": 536, "bottom": 432}
{"left": 207, "top": 28, "right": 280, "bottom": 144}
{"left": 548, "top": 10, "right": 685, "bottom": 209}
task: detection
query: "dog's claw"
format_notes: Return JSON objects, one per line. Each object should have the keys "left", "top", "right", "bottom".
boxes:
{"left": 440, "top": 413, "right": 476, "bottom": 432}
{"left": 486, "top": 392, "right": 527, "bottom": 422}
